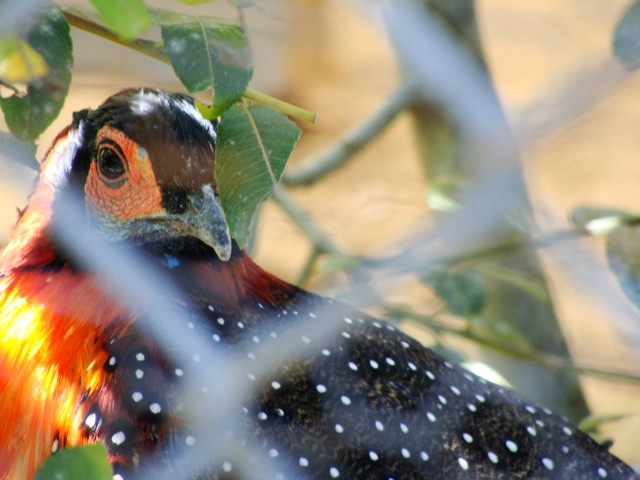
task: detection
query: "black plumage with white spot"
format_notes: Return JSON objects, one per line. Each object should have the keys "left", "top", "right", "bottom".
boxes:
{"left": 96, "top": 240, "right": 638, "bottom": 480}
{"left": 57, "top": 90, "right": 636, "bottom": 479}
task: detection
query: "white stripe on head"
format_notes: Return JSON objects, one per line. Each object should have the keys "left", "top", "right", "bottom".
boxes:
{"left": 130, "top": 89, "right": 171, "bottom": 116}
{"left": 129, "top": 89, "right": 216, "bottom": 142}
{"left": 45, "top": 121, "right": 85, "bottom": 189}
{"left": 175, "top": 99, "right": 217, "bottom": 142}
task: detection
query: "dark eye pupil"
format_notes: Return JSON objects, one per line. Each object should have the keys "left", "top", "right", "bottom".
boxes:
{"left": 98, "top": 148, "right": 125, "bottom": 180}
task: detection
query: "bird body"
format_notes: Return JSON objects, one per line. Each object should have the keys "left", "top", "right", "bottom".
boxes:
{"left": 0, "top": 89, "right": 637, "bottom": 479}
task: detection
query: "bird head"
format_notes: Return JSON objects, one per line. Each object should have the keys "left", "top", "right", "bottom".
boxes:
{"left": 2, "top": 88, "right": 233, "bottom": 269}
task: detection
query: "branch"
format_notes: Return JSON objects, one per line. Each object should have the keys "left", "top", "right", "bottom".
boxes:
{"left": 283, "top": 84, "right": 418, "bottom": 186}
{"left": 62, "top": 10, "right": 165, "bottom": 61}
{"left": 242, "top": 87, "right": 316, "bottom": 124}
{"left": 271, "top": 186, "right": 342, "bottom": 256}
{"left": 295, "top": 247, "right": 321, "bottom": 286}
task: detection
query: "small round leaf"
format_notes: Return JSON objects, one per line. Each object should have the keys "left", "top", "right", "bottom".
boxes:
{"left": 422, "top": 268, "right": 486, "bottom": 317}
{"left": 34, "top": 443, "right": 112, "bottom": 480}
{"left": 614, "top": 0, "right": 640, "bottom": 70}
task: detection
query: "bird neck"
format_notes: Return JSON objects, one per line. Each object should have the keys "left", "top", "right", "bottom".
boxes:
{"left": 163, "top": 242, "right": 300, "bottom": 311}
{"left": 0, "top": 127, "right": 77, "bottom": 273}
{"left": 0, "top": 173, "right": 60, "bottom": 273}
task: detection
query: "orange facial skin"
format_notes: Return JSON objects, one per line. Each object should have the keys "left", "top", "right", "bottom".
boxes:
{"left": 84, "top": 125, "right": 164, "bottom": 233}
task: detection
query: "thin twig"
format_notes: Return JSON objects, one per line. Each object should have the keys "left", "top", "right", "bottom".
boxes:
{"left": 62, "top": 10, "right": 165, "bottom": 61}
{"left": 283, "top": 84, "right": 418, "bottom": 186}
{"left": 295, "top": 247, "right": 321, "bottom": 286}
{"left": 271, "top": 186, "right": 343, "bottom": 256}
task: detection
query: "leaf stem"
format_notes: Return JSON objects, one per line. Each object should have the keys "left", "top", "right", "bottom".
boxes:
{"left": 283, "top": 84, "right": 418, "bottom": 186}
{"left": 60, "top": 8, "right": 316, "bottom": 123}
{"left": 243, "top": 87, "right": 316, "bottom": 123}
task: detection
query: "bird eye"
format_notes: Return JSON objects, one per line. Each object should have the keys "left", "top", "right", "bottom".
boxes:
{"left": 97, "top": 143, "right": 127, "bottom": 185}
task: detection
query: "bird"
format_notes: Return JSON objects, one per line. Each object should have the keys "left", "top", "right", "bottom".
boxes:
{"left": 0, "top": 88, "right": 637, "bottom": 480}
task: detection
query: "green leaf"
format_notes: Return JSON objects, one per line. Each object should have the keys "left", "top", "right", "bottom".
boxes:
{"left": 0, "top": 132, "right": 38, "bottom": 171}
{"left": 571, "top": 206, "right": 640, "bottom": 309}
{"left": 422, "top": 268, "right": 486, "bottom": 317}
{"left": 570, "top": 205, "right": 635, "bottom": 235}
{"left": 34, "top": 443, "right": 112, "bottom": 480}
{"left": 216, "top": 105, "right": 302, "bottom": 247}
{"left": 606, "top": 223, "right": 640, "bottom": 309}
{"left": 0, "top": 7, "right": 72, "bottom": 141}
{"left": 89, "top": 0, "right": 151, "bottom": 41}
{"left": 0, "top": 35, "right": 49, "bottom": 84}
{"left": 477, "top": 263, "right": 549, "bottom": 303}
{"left": 578, "top": 413, "right": 627, "bottom": 434}
{"left": 151, "top": 8, "right": 253, "bottom": 117}
{"left": 614, "top": 0, "right": 640, "bottom": 70}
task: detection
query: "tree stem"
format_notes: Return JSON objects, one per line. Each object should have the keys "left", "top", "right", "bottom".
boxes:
{"left": 283, "top": 84, "right": 417, "bottom": 186}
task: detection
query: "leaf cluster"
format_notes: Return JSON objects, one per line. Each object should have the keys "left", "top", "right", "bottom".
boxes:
{"left": 0, "top": 0, "right": 305, "bottom": 248}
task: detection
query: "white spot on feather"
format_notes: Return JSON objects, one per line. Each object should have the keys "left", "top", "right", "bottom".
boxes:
{"left": 111, "top": 431, "right": 126, "bottom": 446}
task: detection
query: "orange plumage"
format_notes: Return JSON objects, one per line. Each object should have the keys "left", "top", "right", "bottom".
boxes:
{"left": 0, "top": 126, "right": 133, "bottom": 477}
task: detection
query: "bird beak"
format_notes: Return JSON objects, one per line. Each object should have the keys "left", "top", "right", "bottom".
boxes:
{"left": 179, "top": 185, "right": 232, "bottom": 261}
{"left": 132, "top": 184, "right": 232, "bottom": 261}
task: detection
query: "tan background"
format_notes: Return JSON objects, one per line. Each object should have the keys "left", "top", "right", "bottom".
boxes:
{"left": 1, "top": 0, "right": 639, "bottom": 467}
